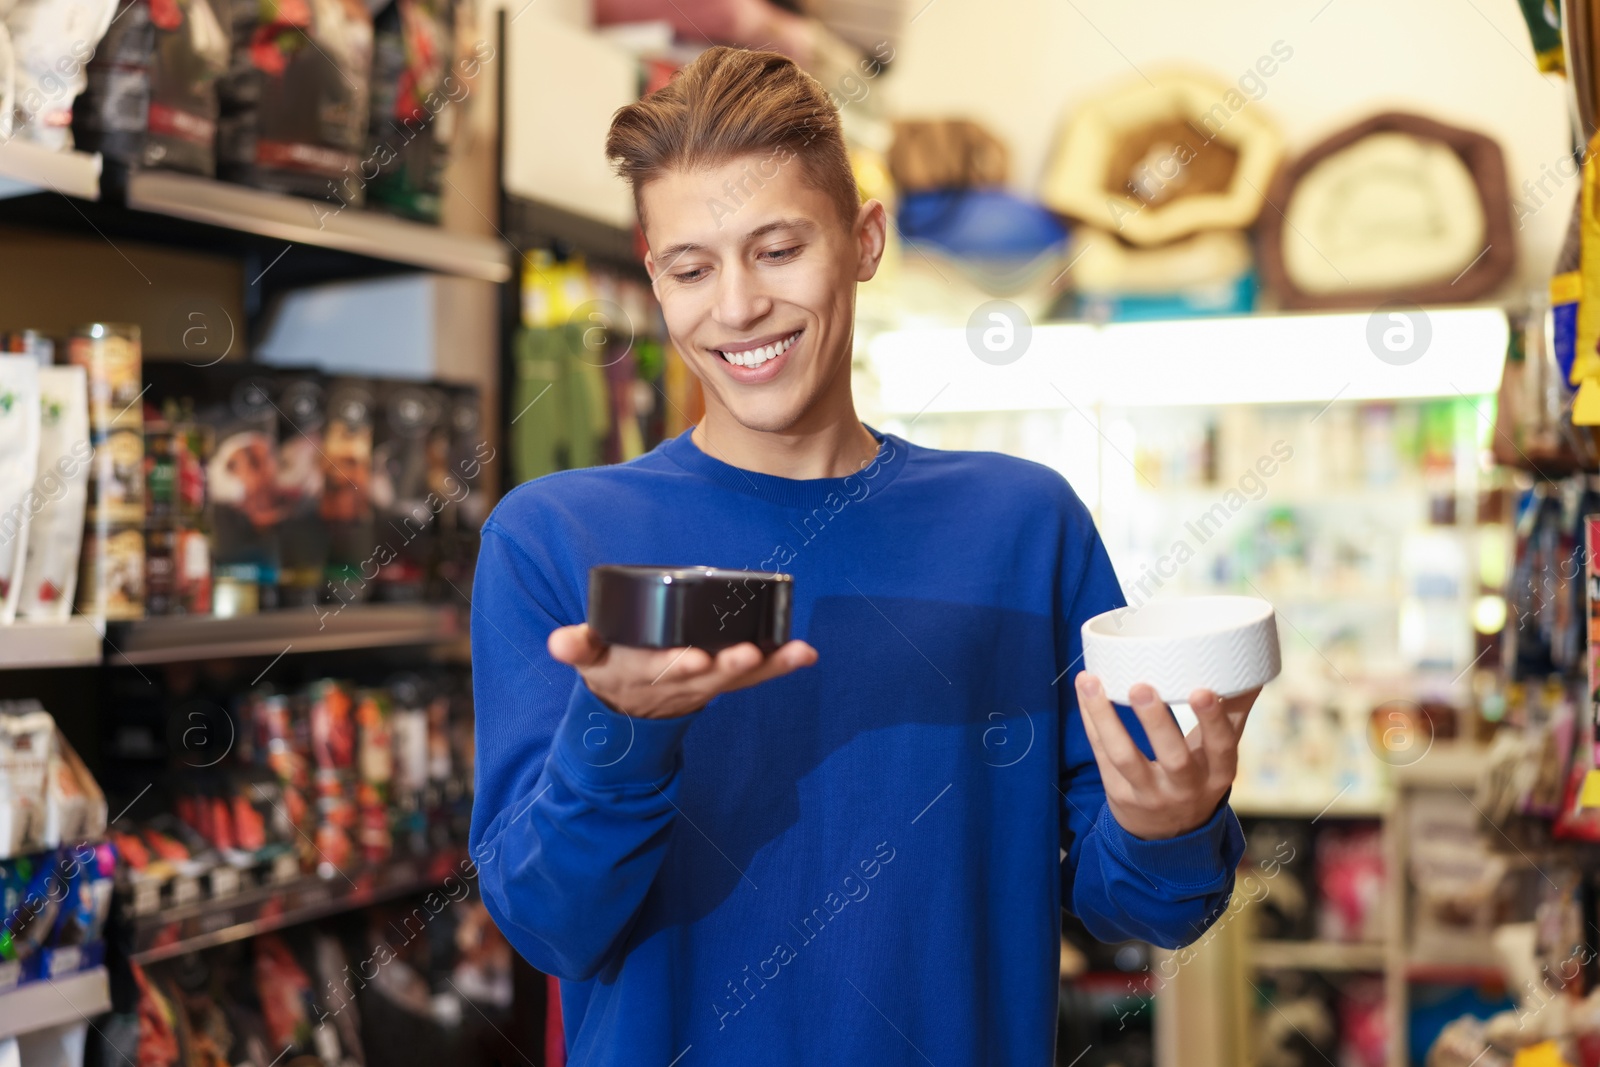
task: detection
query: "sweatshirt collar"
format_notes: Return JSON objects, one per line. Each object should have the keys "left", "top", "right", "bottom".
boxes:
{"left": 657, "top": 422, "right": 908, "bottom": 509}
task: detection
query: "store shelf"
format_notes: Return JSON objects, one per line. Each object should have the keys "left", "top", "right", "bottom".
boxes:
{"left": 106, "top": 603, "right": 464, "bottom": 665}
{"left": 131, "top": 851, "right": 468, "bottom": 964}
{"left": 1388, "top": 743, "right": 1491, "bottom": 790}
{"left": 866, "top": 306, "right": 1509, "bottom": 414}
{"left": 0, "top": 617, "right": 107, "bottom": 670}
{"left": 1405, "top": 959, "right": 1505, "bottom": 984}
{"left": 1232, "top": 794, "right": 1391, "bottom": 819}
{"left": 0, "top": 142, "right": 102, "bottom": 201}
{"left": 124, "top": 170, "right": 511, "bottom": 282}
{"left": 1253, "top": 940, "right": 1387, "bottom": 971}
{"left": 0, "top": 968, "right": 111, "bottom": 1039}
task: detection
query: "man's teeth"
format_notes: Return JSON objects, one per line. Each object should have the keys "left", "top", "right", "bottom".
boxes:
{"left": 719, "top": 331, "right": 800, "bottom": 367}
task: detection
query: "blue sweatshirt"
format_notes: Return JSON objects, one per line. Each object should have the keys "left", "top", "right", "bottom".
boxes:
{"left": 469, "top": 424, "right": 1243, "bottom": 1065}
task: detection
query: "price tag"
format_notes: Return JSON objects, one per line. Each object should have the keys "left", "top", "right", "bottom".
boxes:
{"left": 130, "top": 877, "right": 161, "bottom": 916}
{"left": 299, "top": 884, "right": 332, "bottom": 909}
{"left": 210, "top": 865, "right": 241, "bottom": 899}
{"left": 47, "top": 946, "right": 82, "bottom": 979}
{"left": 171, "top": 875, "right": 200, "bottom": 908}
{"left": 271, "top": 852, "right": 300, "bottom": 885}
{"left": 199, "top": 908, "right": 233, "bottom": 934}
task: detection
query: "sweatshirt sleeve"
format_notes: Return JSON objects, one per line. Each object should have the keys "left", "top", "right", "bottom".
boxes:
{"left": 467, "top": 514, "right": 693, "bottom": 981}
{"left": 1055, "top": 494, "right": 1245, "bottom": 950}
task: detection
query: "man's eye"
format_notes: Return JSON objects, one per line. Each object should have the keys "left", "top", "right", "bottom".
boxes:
{"left": 672, "top": 268, "right": 707, "bottom": 283}
{"left": 762, "top": 246, "right": 800, "bottom": 262}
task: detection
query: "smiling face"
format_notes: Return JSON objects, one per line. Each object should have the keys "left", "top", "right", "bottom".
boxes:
{"left": 641, "top": 153, "right": 886, "bottom": 437}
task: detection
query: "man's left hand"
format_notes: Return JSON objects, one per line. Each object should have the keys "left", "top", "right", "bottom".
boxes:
{"left": 1074, "top": 673, "right": 1260, "bottom": 841}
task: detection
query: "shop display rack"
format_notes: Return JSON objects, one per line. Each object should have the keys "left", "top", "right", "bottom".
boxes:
{"left": 0, "top": 967, "right": 112, "bottom": 1040}
{"left": 1, "top": 605, "right": 465, "bottom": 671}
{"left": 129, "top": 849, "right": 469, "bottom": 964}
{"left": 105, "top": 603, "right": 466, "bottom": 666}
{"left": 0, "top": 161, "right": 510, "bottom": 290}
{"left": 1252, "top": 939, "right": 1387, "bottom": 972}
{"left": 124, "top": 171, "right": 510, "bottom": 283}
{"left": 0, "top": 142, "right": 101, "bottom": 202}
{"left": 0, "top": 618, "right": 107, "bottom": 670}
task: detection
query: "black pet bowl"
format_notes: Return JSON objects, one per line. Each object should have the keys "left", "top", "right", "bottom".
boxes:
{"left": 587, "top": 565, "right": 794, "bottom": 652}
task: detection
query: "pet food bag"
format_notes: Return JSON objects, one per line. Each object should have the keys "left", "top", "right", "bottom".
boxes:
{"left": 18, "top": 367, "right": 90, "bottom": 622}
{"left": 0, "top": 356, "right": 42, "bottom": 625}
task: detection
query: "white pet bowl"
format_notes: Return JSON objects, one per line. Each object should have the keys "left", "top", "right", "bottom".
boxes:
{"left": 1081, "top": 595, "right": 1281, "bottom": 705}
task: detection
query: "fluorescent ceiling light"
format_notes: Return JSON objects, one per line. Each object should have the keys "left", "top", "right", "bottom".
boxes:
{"left": 865, "top": 307, "right": 1509, "bottom": 413}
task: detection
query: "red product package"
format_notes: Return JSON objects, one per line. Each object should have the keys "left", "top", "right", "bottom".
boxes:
{"left": 1338, "top": 977, "right": 1387, "bottom": 1067}
{"left": 1315, "top": 825, "right": 1385, "bottom": 944}
{"left": 132, "top": 963, "right": 181, "bottom": 1067}
{"left": 310, "top": 680, "right": 357, "bottom": 772}
{"left": 254, "top": 935, "right": 317, "bottom": 1053}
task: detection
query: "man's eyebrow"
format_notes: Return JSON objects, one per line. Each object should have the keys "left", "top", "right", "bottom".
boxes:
{"left": 655, "top": 217, "right": 816, "bottom": 265}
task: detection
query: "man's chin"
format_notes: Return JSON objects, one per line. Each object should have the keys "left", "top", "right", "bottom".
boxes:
{"left": 717, "top": 396, "right": 810, "bottom": 437}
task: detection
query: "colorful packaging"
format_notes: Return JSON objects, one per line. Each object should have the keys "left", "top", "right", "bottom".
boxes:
{"left": 321, "top": 378, "right": 375, "bottom": 604}
{"left": 436, "top": 383, "right": 486, "bottom": 596}
{"left": 72, "top": 0, "right": 230, "bottom": 175}
{"left": 1560, "top": 515, "right": 1600, "bottom": 838}
{"left": 18, "top": 367, "right": 91, "bottom": 621}
{"left": 1315, "top": 824, "right": 1385, "bottom": 943}
{"left": 216, "top": 0, "right": 375, "bottom": 205}
{"left": 308, "top": 680, "right": 355, "bottom": 772}
{"left": 371, "top": 381, "right": 443, "bottom": 601}
{"left": 204, "top": 369, "right": 280, "bottom": 612}
{"left": 253, "top": 935, "right": 320, "bottom": 1055}
{"left": 1571, "top": 128, "right": 1600, "bottom": 424}
{"left": 66, "top": 323, "right": 141, "bottom": 434}
{"left": 0, "top": 703, "right": 55, "bottom": 858}
{"left": 364, "top": 0, "right": 456, "bottom": 222}
{"left": 77, "top": 524, "right": 144, "bottom": 620}
{"left": 274, "top": 370, "right": 329, "bottom": 607}
{"left": 0, "top": 357, "right": 42, "bottom": 624}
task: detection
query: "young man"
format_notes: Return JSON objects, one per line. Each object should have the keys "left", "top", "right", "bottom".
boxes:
{"left": 470, "top": 46, "right": 1255, "bottom": 1065}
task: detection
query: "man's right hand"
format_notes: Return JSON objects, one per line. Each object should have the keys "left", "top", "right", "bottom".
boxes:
{"left": 548, "top": 624, "right": 818, "bottom": 719}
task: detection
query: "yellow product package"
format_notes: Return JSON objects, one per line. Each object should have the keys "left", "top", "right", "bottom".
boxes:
{"left": 1571, "top": 131, "right": 1600, "bottom": 422}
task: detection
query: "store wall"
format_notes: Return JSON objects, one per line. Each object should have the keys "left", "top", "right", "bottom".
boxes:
{"left": 0, "top": 226, "right": 246, "bottom": 357}
{"left": 881, "top": 0, "right": 1575, "bottom": 292}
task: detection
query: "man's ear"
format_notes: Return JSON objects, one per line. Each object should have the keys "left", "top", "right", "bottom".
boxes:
{"left": 643, "top": 249, "right": 657, "bottom": 284}
{"left": 854, "top": 199, "right": 888, "bottom": 283}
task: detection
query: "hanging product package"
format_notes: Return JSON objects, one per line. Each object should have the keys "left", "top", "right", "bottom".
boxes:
{"left": 18, "top": 367, "right": 90, "bottom": 622}
{"left": 217, "top": 0, "right": 374, "bottom": 205}
{"left": 0, "top": 357, "right": 42, "bottom": 625}
{"left": 72, "top": 0, "right": 230, "bottom": 175}
{"left": 364, "top": 0, "right": 456, "bottom": 221}
{"left": 4, "top": 0, "right": 119, "bottom": 149}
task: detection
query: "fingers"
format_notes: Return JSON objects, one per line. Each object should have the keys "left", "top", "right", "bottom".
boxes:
{"left": 1126, "top": 683, "right": 1191, "bottom": 770}
{"left": 1075, "top": 673, "right": 1153, "bottom": 788}
{"left": 548, "top": 624, "right": 607, "bottom": 666}
{"left": 711, "top": 640, "right": 820, "bottom": 694}
{"left": 1187, "top": 688, "right": 1233, "bottom": 763}
{"left": 1220, "top": 686, "right": 1261, "bottom": 732}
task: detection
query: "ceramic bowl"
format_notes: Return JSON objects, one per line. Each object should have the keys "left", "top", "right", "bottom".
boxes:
{"left": 587, "top": 565, "right": 793, "bottom": 652}
{"left": 1081, "top": 595, "right": 1281, "bottom": 704}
